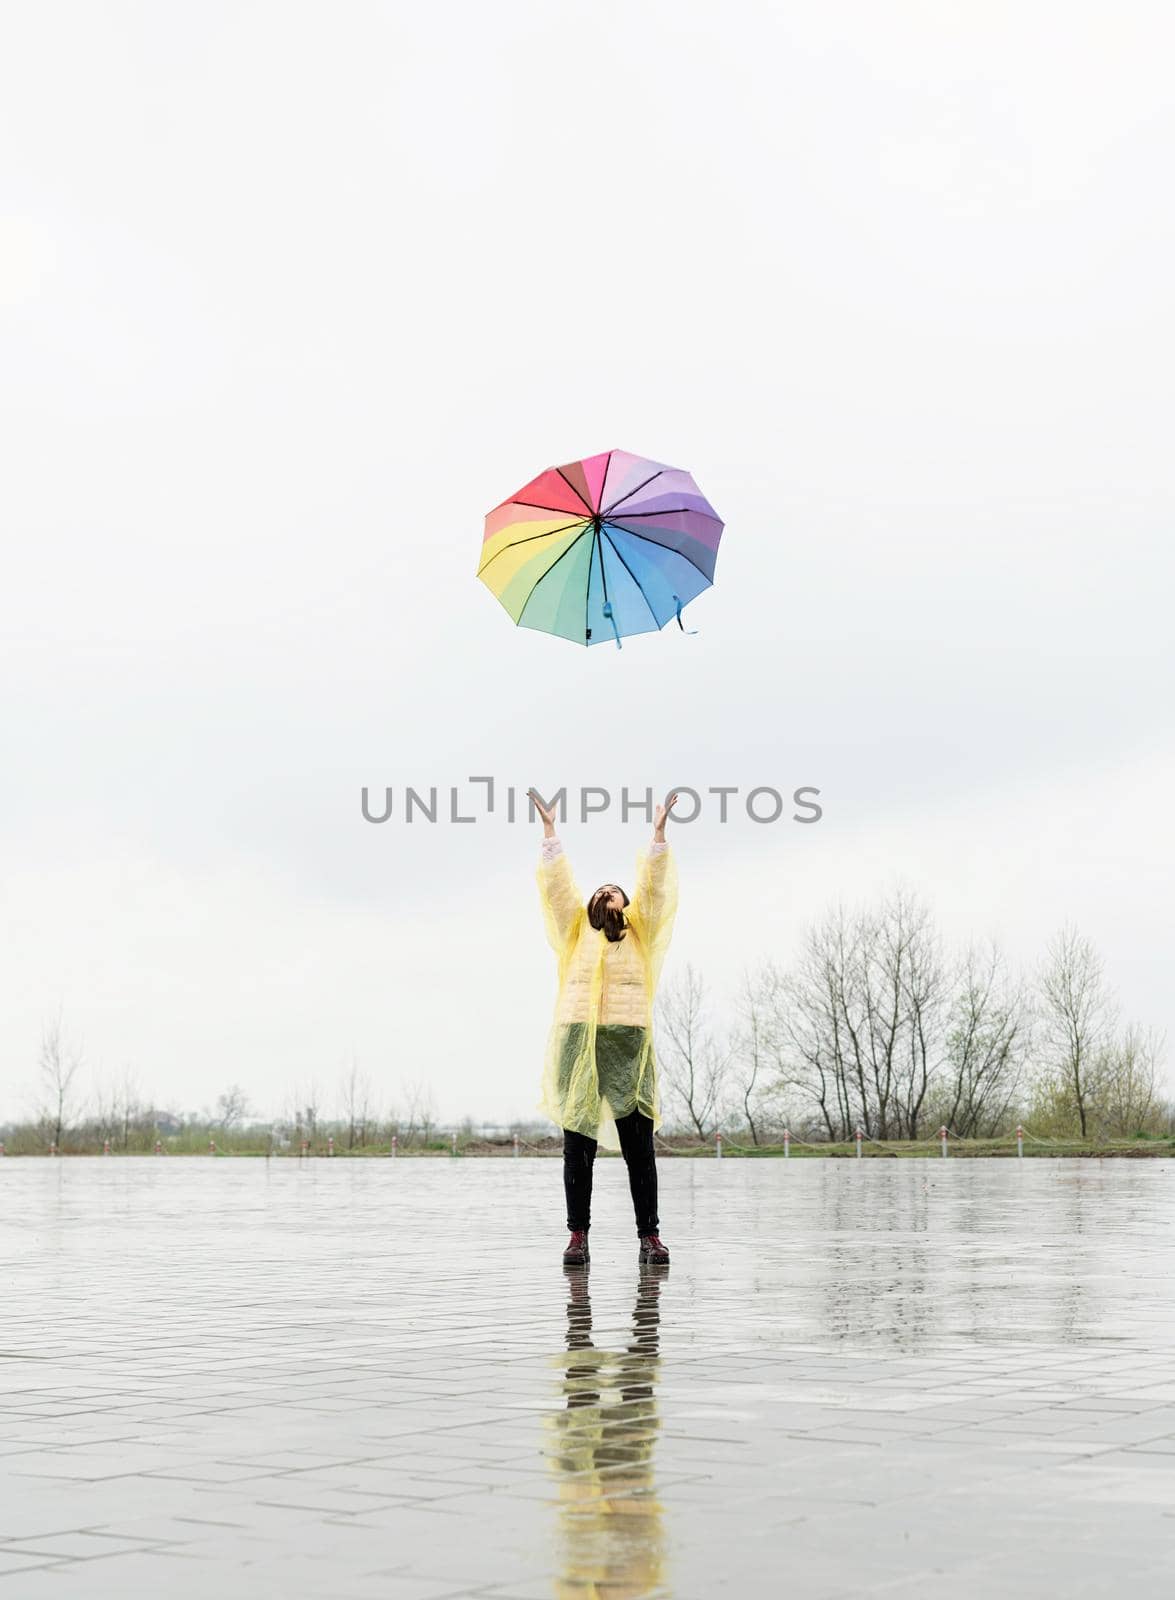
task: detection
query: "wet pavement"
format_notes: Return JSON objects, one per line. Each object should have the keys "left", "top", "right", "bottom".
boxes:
{"left": 3, "top": 1157, "right": 1175, "bottom": 1597}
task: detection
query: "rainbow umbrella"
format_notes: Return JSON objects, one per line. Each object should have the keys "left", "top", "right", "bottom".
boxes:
{"left": 478, "top": 449, "right": 724, "bottom": 648}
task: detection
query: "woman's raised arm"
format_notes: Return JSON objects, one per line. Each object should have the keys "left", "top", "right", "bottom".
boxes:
{"left": 530, "top": 788, "right": 583, "bottom": 953}
{"left": 630, "top": 792, "right": 679, "bottom": 964}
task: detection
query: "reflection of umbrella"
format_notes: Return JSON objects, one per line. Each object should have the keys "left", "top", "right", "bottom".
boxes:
{"left": 478, "top": 449, "right": 724, "bottom": 648}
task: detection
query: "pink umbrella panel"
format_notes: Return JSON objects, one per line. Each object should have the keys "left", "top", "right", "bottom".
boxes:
{"left": 477, "top": 449, "right": 724, "bottom": 647}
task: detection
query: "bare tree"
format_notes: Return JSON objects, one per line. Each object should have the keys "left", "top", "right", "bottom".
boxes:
{"left": 779, "top": 891, "right": 945, "bottom": 1141}
{"left": 941, "top": 941, "right": 1029, "bottom": 1136}
{"left": 402, "top": 1078, "right": 437, "bottom": 1145}
{"left": 890, "top": 892, "right": 948, "bottom": 1139}
{"left": 656, "top": 964, "right": 729, "bottom": 1138}
{"left": 293, "top": 1079, "right": 322, "bottom": 1144}
{"left": 90, "top": 1071, "right": 120, "bottom": 1146}
{"left": 339, "top": 1055, "right": 374, "bottom": 1149}
{"left": 37, "top": 1011, "right": 83, "bottom": 1150}
{"left": 117, "top": 1067, "right": 144, "bottom": 1150}
{"left": 730, "top": 965, "right": 790, "bottom": 1144}
{"left": 280, "top": 1082, "right": 316, "bottom": 1146}
{"left": 215, "top": 1084, "right": 250, "bottom": 1130}
{"left": 1037, "top": 926, "right": 1118, "bottom": 1140}
{"left": 779, "top": 914, "right": 854, "bottom": 1140}
{"left": 1094, "top": 1024, "right": 1165, "bottom": 1137}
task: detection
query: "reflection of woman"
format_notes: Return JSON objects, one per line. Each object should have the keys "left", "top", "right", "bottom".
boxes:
{"left": 547, "top": 1269, "right": 667, "bottom": 1600}
{"left": 530, "top": 790, "right": 679, "bottom": 1267}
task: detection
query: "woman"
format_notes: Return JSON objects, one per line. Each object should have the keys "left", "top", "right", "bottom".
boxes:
{"left": 530, "top": 788, "right": 679, "bottom": 1268}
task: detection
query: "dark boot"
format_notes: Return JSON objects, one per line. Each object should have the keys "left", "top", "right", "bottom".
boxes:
{"left": 638, "top": 1233, "right": 669, "bottom": 1265}
{"left": 563, "top": 1229, "right": 590, "bottom": 1267}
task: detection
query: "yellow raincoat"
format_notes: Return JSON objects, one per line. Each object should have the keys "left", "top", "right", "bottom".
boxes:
{"left": 536, "top": 839, "right": 678, "bottom": 1151}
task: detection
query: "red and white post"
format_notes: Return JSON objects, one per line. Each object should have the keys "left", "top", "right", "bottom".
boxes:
{"left": 940, "top": 1125, "right": 949, "bottom": 1158}
{"left": 327, "top": 1135, "right": 334, "bottom": 1157}
{"left": 1017, "top": 1125, "right": 1024, "bottom": 1159}
{"left": 391, "top": 1134, "right": 398, "bottom": 1159}
{"left": 855, "top": 1128, "right": 862, "bottom": 1159}
{"left": 783, "top": 1128, "right": 790, "bottom": 1159}
{"left": 715, "top": 1130, "right": 723, "bottom": 1160}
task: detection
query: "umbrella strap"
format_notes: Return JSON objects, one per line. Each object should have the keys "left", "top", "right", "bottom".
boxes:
{"left": 601, "top": 601, "right": 622, "bottom": 649}
{"left": 672, "top": 595, "right": 698, "bottom": 635}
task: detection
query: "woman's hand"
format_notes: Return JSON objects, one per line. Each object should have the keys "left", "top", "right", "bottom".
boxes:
{"left": 653, "top": 792, "right": 678, "bottom": 841}
{"left": 528, "top": 788, "right": 558, "bottom": 837}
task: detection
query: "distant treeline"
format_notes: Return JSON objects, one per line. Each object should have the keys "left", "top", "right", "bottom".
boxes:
{"left": 0, "top": 1044, "right": 478, "bottom": 1156}
{"left": 4, "top": 891, "right": 1167, "bottom": 1155}
{"left": 655, "top": 890, "right": 1168, "bottom": 1146}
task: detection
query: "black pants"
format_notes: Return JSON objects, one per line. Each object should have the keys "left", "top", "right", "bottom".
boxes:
{"left": 563, "top": 1110, "right": 659, "bottom": 1236}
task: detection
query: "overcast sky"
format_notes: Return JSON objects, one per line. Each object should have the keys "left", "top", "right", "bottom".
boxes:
{"left": 1, "top": 1, "right": 1172, "bottom": 1127}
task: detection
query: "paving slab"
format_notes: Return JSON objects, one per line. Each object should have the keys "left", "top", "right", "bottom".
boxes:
{"left": 4, "top": 1158, "right": 1175, "bottom": 1595}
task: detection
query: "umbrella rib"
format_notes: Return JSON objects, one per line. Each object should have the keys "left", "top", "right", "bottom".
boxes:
{"left": 515, "top": 525, "right": 593, "bottom": 627}
{"left": 477, "top": 518, "right": 588, "bottom": 577}
{"left": 607, "top": 507, "right": 724, "bottom": 526}
{"left": 605, "top": 521, "right": 715, "bottom": 588}
{"left": 601, "top": 469, "right": 664, "bottom": 517}
{"left": 601, "top": 524, "right": 660, "bottom": 631}
{"left": 585, "top": 531, "right": 594, "bottom": 642}
{"left": 556, "top": 466, "right": 596, "bottom": 517}
{"left": 594, "top": 450, "right": 614, "bottom": 514}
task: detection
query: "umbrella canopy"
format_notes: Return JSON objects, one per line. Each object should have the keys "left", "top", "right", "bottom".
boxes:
{"left": 477, "top": 450, "right": 724, "bottom": 648}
